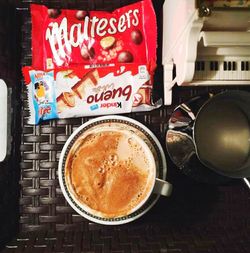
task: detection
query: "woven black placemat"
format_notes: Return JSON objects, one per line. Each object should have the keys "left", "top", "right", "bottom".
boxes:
{"left": 1, "top": 0, "right": 250, "bottom": 252}
{"left": 0, "top": 2, "right": 21, "bottom": 249}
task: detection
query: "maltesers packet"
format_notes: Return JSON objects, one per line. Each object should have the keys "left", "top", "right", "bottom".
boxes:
{"left": 31, "top": 0, "right": 157, "bottom": 70}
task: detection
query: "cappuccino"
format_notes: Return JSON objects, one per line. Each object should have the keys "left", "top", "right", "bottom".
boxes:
{"left": 65, "top": 129, "right": 155, "bottom": 218}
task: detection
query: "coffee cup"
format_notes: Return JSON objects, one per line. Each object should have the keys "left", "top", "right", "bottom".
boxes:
{"left": 59, "top": 118, "right": 172, "bottom": 223}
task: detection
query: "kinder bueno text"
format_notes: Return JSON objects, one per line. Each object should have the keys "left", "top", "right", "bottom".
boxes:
{"left": 86, "top": 85, "right": 132, "bottom": 104}
{"left": 101, "top": 102, "right": 122, "bottom": 108}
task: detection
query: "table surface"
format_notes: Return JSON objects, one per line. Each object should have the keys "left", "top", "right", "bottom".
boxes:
{"left": 1, "top": 1, "right": 250, "bottom": 252}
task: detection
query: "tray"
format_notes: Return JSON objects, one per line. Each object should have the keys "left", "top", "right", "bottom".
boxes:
{"left": 1, "top": 0, "right": 250, "bottom": 252}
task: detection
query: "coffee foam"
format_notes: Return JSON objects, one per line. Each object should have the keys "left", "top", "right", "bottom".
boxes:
{"left": 65, "top": 130, "right": 155, "bottom": 218}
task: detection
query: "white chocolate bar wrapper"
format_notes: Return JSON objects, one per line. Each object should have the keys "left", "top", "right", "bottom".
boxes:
{"left": 23, "top": 64, "right": 161, "bottom": 124}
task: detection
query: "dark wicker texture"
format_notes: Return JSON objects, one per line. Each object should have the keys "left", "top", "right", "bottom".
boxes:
{"left": 0, "top": 2, "right": 21, "bottom": 248}
{"left": 0, "top": 0, "right": 250, "bottom": 252}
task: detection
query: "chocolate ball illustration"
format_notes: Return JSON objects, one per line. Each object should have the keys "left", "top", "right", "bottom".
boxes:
{"left": 81, "top": 46, "right": 95, "bottom": 60}
{"left": 100, "top": 36, "right": 116, "bottom": 50}
{"left": 118, "top": 51, "right": 134, "bottom": 63}
{"left": 131, "top": 29, "right": 143, "bottom": 45}
{"left": 48, "top": 9, "right": 61, "bottom": 19}
{"left": 75, "top": 10, "right": 88, "bottom": 20}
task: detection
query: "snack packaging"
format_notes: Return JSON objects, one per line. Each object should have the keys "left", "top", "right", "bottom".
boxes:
{"left": 25, "top": 0, "right": 160, "bottom": 124}
{"left": 24, "top": 69, "right": 58, "bottom": 123}
{"left": 31, "top": 0, "right": 157, "bottom": 70}
{"left": 23, "top": 64, "right": 161, "bottom": 124}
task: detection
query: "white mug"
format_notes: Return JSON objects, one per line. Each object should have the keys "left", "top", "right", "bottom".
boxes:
{"left": 59, "top": 115, "right": 172, "bottom": 225}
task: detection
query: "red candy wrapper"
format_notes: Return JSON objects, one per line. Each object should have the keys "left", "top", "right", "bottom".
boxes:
{"left": 31, "top": 0, "right": 157, "bottom": 69}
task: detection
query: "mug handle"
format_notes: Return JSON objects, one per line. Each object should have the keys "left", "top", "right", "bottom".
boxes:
{"left": 243, "top": 178, "right": 250, "bottom": 190}
{"left": 153, "top": 178, "right": 173, "bottom": 197}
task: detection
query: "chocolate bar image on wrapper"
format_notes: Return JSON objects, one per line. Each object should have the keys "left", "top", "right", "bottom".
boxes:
{"left": 56, "top": 92, "right": 76, "bottom": 113}
{"left": 72, "top": 69, "right": 99, "bottom": 99}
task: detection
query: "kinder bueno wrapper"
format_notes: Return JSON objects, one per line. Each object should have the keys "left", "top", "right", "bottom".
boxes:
{"left": 31, "top": 0, "right": 157, "bottom": 69}
{"left": 23, "top": 65, "right": 161, "bottom": 124}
